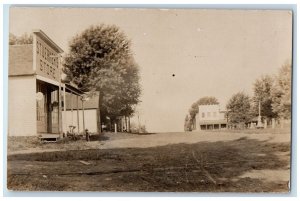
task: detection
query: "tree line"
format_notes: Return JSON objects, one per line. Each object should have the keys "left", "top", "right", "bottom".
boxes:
{"left": 9, "top": 33, "right": 33, "bottom": 45}
{"left": 185, "top": 62, "right": 291, "bottom": 131}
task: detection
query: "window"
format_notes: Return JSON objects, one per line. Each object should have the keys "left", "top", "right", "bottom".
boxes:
{"left": 202, "top": 112, "right": 205, "bottom": 118}
{"left": 207, "top": 112, "right": 211, "bottom": 117}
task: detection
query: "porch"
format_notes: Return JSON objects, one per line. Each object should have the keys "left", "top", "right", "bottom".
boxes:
{"left": 36, "top": 78, "right": 87, "bottom": 141}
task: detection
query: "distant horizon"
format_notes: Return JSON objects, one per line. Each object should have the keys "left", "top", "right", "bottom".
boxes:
{"left": 9, "top": 8, "right": 292, "bottom": 132}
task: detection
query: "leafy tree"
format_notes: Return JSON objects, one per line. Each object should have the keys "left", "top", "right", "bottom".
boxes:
{"left": 189, "top": 102, "right": 199, "bottom": 121}
{"left": 99, "top": 58, "right": 140, "bottom": 119}
{"left": 271, "top": 62, "right": 292, "bottom": 119}
{"left": 184, "top": 115, "right": 192, "bottom": 131}
{"left": 252, "top": 75, "right": 277, "bottom": 119}
{"left": 64, "top": 24, "right": 141, "bottom": 131}
{"left": 226, "top": 92, "right": 252, "bottom": 124}
{"left": 9, "top": 33, "right": 33, "bottom": 45}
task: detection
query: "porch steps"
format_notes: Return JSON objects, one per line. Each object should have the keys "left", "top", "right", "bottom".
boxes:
{"left": 39, "top": 134, "right": 60, "bottom": 143}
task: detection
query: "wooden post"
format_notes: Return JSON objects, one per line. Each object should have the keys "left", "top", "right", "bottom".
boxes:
{"left": 97, "top": 91, "right": 102, "bottom": 134}
{"left": 63, "top": 84, "right": 66, "bottom": 134}
{"left": 58, "top": 85, "right": 62, "bottom": 136}
{"left": 82, "top": 99, "right": 85, "bottom": 132}
{"left": 58, "top": 55, "right": 62, "bottom": 137}
{"left": 125, "top": 116, "right": 127, "bottom": 132}
{"left": 76, "top": 96, "right": 80, "bottom": 133}
{"left": 71, "top": 92, "right": 73, "bottom": 127}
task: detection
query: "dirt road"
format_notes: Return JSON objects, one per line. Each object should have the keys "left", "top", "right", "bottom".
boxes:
{"left": 7, "top": 130, "right": 291, "bottom": 192}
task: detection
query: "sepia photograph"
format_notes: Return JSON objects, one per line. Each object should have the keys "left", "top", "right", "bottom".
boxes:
{"left": 7, "top": 6, "right": 292, "bottom": 193}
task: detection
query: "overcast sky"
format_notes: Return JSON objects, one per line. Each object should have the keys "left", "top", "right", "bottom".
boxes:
{"left": 9, "top": 7, "right": 292, "bottom": 132}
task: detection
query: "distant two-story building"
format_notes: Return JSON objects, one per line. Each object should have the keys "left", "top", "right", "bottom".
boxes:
{"left": 195, "top": 104, "right": 227, "bottom": 130}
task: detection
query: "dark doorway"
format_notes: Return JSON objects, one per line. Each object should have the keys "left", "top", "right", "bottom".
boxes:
{"left": 36, "top": 80, "right": 59, "bottom": 133}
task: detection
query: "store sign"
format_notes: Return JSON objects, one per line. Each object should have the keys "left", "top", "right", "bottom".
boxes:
{"left": 35, "top": 37, "right": 60, "bottom": 82}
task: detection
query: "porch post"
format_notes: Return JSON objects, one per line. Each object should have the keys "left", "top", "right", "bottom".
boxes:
{"left": 82, "top": 99, "right": 86, "bottom": 132}
{"left": 63, "top": 84, "right": 66, "bottom": 133}
{"left": 76, "top": 95, "right": 80, "bottom": 133}
{"left": 71, "top": 92, "right": 73, "bottom": 126}
{"left": 59, "top": 84, "right": 62, "bottom": 136}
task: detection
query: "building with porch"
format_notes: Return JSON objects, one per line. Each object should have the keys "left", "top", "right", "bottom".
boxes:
{"left": 8, "top": 29, "right": 87, "bottom": 137}
{"left": 195, "top": 104, "right": 227, "bottom": 130}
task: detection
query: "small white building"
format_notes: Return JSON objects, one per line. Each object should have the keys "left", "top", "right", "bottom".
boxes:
{"left": 63, "top": 93, "right": 100, "bottom": 134}
{"left": 195, "top": 104, "right": 227, "bottom": 130}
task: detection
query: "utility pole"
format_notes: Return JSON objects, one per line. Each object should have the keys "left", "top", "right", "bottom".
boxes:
{"left": 257, "top": 100, "right": 263, "bottom": 128}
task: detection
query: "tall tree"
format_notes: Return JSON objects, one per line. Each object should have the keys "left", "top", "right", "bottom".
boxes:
{"left": 271, "top": 62, "right": 292, "bottom": 119}
{"left": 226, "top": 92, "right": 252, "bottom": 124}
{"left": 64, "top": 24, "right": 141, "bottom": 131}
{"left": 252, "top": 75, "right": 277, "bottom": 119}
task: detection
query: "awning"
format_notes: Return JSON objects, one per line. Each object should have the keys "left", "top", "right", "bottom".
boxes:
{"left": 64, "top": 82, "right": 84, "bottom": 96}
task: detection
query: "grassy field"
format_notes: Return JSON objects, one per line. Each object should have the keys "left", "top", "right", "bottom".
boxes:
{"left": 7, "top": 130, "right": 290, "bottom": 192}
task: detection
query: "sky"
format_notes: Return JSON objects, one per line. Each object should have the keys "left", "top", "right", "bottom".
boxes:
{"left": 9, "top": 7, "right": 293, "bottom": 132}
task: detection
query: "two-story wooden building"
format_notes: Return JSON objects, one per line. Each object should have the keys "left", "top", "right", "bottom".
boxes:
{"left": 8, "top": 30, "right": 88, "bottom": 137}
{"left": 195, "top": 104, "right": 227, "bottom": 130}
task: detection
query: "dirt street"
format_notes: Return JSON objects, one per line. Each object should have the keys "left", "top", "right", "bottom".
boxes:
{"left": 7, "top": 130, "right": 291, "bottom": 192}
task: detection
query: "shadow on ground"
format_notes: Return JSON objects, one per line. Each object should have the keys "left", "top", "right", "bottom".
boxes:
{"left": 89, "top": 134, "right": 110, "bottom": 141}
{"left": 7, "top": 137, "right": 290, "bottom": 192}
